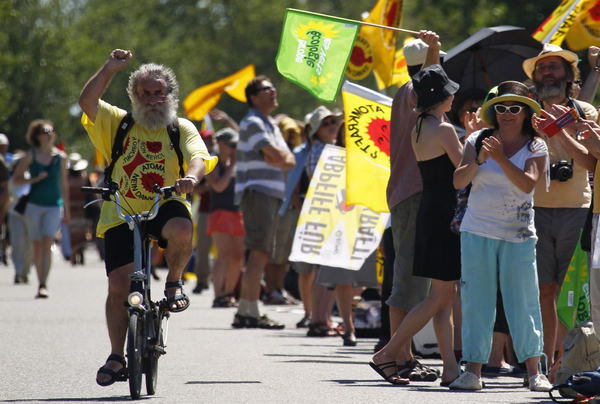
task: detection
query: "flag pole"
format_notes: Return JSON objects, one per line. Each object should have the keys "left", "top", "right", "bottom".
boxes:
{"left": 287, "top": 8, "right": 420, "bottom": 35}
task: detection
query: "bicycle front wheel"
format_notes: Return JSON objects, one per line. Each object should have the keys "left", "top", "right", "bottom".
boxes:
{"left": 127, "top": 311, "right": 143, "bottom": 399}
{"left": 145, "top": 312, "right": 161, "bottom": 395}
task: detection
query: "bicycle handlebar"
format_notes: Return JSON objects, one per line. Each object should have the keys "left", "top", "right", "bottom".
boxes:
{"left": 82, "top": 183, "right": 181, "bottom": 223}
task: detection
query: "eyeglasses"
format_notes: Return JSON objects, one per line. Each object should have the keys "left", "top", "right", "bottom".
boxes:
{"left": 494, "top": 104, "right": 524, "bottom": 115}
{"left": 42, "top": 127, "right": 55, "bottom": 134}
{"left": 256, "top": 86, "right": 276, "bottom": 94}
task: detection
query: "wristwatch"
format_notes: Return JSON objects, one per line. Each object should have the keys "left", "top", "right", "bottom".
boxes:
{"left": 185, "top": 174, "right": 198, "bottom": 182}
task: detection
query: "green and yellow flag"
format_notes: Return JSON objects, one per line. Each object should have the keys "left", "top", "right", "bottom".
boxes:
{"left": 557, "top": 234, "right": 591, "bottom": 329}
{"left": 276, "top": 9, "right": 359, "bottom": 102}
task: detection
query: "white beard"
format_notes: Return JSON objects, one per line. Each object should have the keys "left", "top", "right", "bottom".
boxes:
{"left": 131, "top": 95, "right": 178, "bottom": 130}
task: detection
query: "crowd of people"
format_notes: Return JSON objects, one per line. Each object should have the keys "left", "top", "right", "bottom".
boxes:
{"left": 3, "top": 29, "right": 600, "bottom": 397}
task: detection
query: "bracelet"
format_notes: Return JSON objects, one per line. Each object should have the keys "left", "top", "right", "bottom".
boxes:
{"left": 475, "top": 157, "right": 482, "bottom": 166}
{"left": 184, "top": 174, "right": 198, "bottom": 182}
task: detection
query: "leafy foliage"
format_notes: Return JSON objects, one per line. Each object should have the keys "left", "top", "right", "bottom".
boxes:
{"left": 0, "top": 0, "right": 585, "bottom": 160}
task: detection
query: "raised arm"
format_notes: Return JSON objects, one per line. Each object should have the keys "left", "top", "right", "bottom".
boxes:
{"left": 420, "top": 31, "right": 441, "bottom": 69}
{"left": 578, "top": 46, "right": 600, "bottom": 104}
{"left": 79, "top": 49, "right": 133, "bottom": 122}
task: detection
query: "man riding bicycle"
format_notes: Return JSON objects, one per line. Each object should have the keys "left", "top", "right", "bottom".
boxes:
{"left": 79, "top": 49, "right": 216, "bottom": 387}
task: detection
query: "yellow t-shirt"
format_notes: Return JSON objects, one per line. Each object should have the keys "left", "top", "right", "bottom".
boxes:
{"left": 81, "top": 100, "right": 217, "bottom": 236}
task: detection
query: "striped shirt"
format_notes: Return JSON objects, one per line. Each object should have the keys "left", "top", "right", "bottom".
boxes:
{"left": 235, "top": 108, "right": 290, "bottom": 204}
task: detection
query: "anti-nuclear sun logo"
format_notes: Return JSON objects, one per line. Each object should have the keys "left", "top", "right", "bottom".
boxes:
{"left": 366, "top": 117, "right": 390, "bottom": 157}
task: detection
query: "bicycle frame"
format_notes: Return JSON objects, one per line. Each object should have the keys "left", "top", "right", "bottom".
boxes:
{"left": 83, "top": 183, "right": 185, "bottom": 398}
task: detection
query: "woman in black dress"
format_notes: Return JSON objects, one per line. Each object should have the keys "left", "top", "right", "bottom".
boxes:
{"left": 370, "top": 65, "right": 462, "bottom": 386}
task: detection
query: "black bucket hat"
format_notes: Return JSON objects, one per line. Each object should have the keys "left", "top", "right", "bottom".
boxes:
{"left": 412, "top": 64, "right": 460, "bottom": 112}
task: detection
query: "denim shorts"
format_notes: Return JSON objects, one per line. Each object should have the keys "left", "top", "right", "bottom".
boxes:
{"left": 25, "top": 203, "right": 62, "bottom": 241}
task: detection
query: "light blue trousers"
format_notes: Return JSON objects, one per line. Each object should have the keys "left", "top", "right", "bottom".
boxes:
{"left": 460, "top": 232, "right": 544, "bottom": 363}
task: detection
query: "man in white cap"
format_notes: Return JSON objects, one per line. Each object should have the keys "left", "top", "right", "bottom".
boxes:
{"left": 523, "top": 43, "right": 598, "bottom": 369}
{"left": 381, "top": 30, "right": 447, "bottom": 381}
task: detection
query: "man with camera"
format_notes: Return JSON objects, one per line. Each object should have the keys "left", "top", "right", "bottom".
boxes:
{"left": 522, "top": 44, "right": 598, "bottom": 370}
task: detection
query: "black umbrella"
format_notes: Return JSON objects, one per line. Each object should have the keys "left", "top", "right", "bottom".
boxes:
{"left": 442, "top": 25, "right": 543, "bottom": 91}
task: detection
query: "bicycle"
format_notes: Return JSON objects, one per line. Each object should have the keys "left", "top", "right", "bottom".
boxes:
{"left": 83, "top": 182, "right": 186, "bottom": 399}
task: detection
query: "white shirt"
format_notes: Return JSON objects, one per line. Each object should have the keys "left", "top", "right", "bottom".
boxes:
{"left": 460, "top": 130, "right": 548, "bottom": 242}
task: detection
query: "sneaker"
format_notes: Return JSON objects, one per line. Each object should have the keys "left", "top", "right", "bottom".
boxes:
{"left": 449, "top": 371, "right": 483, "bottom": 390}
{"left": 528, "top": 374, "right": 553, "bottom": 392}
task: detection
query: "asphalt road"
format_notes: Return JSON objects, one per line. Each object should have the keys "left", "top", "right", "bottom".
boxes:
{"left": 1, "top": 245, "right": 564, "bottom": 403}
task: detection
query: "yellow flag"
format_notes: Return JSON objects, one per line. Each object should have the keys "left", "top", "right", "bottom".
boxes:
{"left": 183, "top": 65, "right": 255, "bottom": 121}
{"left": 342, "top": 81, "right": 391, "bottom": 213}
{"left": 566, "top": 0, "right": 600, "bottom": 50}
{"left": 346, "top": 0, "right": 403, "bottom": 89}
{"left": 532, "top": 0, "right": 585, "bottom": 45}
{"left": 390, "top": 37, "right": 415, "bottom": 87}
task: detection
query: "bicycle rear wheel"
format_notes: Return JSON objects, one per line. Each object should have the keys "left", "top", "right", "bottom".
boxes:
{"left": 127, "top": 311, "right": 143, "bottom": 399}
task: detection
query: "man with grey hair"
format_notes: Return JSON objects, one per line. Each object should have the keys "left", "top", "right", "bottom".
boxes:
{"left": 522, "top": 43, "right": 598, "bottom": 370}
{"left": 79, "top": 49, "right": 216, "bottom": 386}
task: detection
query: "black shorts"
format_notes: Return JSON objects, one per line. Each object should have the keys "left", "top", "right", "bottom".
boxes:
{"left": 104, "top": 201, "right": 191, "bottom": 274}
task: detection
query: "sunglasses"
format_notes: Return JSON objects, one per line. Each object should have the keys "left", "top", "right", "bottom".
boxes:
{"left": 494, "top": 104, "right": 524, "bottom": 115}
{"left": 42, "top": 127, "right": 55, "bottom": 135}
{"left": 321, "top": 118, "right": 337, "bottom": 127}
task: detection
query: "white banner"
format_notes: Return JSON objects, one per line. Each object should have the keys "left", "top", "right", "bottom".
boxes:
{"left": 289, "top": 145, "right": 389, "bottom": 270}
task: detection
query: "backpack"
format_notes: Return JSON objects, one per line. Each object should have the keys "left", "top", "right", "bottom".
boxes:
{"left": 554, "top": 321, "right": 600, "bottom": 398}
{"left": 104, "top": 112, "right": 184, "bottom": 186}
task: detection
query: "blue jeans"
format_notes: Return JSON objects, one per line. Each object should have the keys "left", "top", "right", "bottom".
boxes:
{"left": 460, "top": 232, "right": 544, "bottom": 363}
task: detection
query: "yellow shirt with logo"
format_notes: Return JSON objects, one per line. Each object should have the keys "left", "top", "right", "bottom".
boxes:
{"left": 81, "top": 100, "right": 217, "bottom": 237}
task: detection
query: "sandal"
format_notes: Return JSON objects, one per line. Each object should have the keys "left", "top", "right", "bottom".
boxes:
{"left": 96, "top": 354, "right": 127, "bottom": 386}
{"left": 164, "top": 280, "right": 190, "bottom": 313}
{"left": 369, "top": 360, "right": 409, "bottom": 385}
{"left": 306, "top": 323, "right": 341, "bottom": 337}
{"left": 212, "top": 294, "right": 238, "bottom": 308}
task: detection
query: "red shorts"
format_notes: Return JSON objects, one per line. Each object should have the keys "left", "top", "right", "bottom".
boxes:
{"left": 207, "top": 210, "right": 245, "bottom": 236}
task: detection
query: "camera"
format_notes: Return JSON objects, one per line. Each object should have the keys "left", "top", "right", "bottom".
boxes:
{"left": 550, "top": 159, "right": 573, "bottom": 182}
